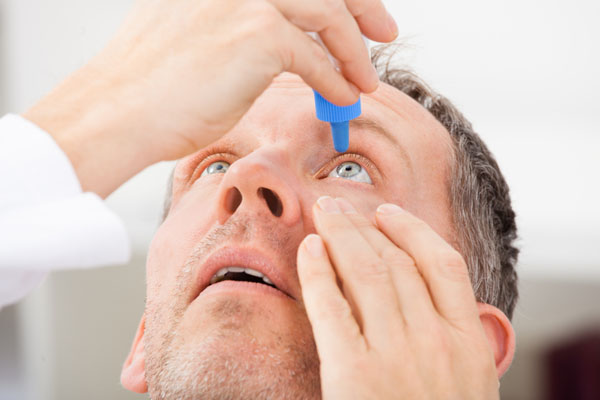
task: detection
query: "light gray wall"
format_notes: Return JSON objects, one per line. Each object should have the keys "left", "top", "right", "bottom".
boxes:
{"left": 0, "top": 304, "right": 26, "bottom": 400}
{"left": 0, "top": 2, "right": 6, "bottom": 113}
{"left": 49, "top": 257, "right": 147, "bottom": 400}
{"left": 0, "top": 4, "right": 24, "bottom": 400}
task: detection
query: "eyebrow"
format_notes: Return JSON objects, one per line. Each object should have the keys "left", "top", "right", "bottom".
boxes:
{"left": 349, "top": 117, "right": 412, "bottom": 170}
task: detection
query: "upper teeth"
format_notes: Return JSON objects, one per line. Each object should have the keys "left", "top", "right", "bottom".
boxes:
{"left": 209, "top": 266, "right": 274, "bottom": 286}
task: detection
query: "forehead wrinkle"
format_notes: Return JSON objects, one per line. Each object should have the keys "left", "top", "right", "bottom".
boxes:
{"left": 349, "top": 117, "right": 412, "bottom": 171}
{"left": 245, "top": 100, "right": 330, "bottom": 151}
{"left": 365, "top": 84, "right": 452, "bottom": 145}
{"left": 361, "top": 84, "right": 455, "bottom": 170}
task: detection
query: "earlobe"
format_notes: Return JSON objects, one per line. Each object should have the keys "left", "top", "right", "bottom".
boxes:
{"left": 121, "top": 315, "right": 148, "bottom": 393}
{"left": 477, "top": 303, "right": 516, "bottom": 378}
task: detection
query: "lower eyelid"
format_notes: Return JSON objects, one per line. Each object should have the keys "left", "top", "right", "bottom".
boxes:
{"left": 325, "top": 179, "right": 375, "bottom": 190}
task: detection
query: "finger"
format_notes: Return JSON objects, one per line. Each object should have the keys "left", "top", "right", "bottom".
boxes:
{"left": 335, "top": 198, "right": 437, "bottom": 326}
{"left": 318, "top": 10, "right": 379, "bottom": 93}
{"left": 269, "top": 0, "right": 378, "bottom": 93}
{"left": 344, "top": 0, "right": 398, "bottom": 43}
{"left": 277, "top": 19, "right": 361, "bottom": 106}
{"left": 375, "top": 203, "right": 480, "bottom": 324}
{"left": 297, "top": 234, "right": 365, "bottom": 361}
{"left": 312, "top": 196, "right": 401, "bottom": 340}
{"left": 269, "top": 0, "right": 396, "bottom": 43}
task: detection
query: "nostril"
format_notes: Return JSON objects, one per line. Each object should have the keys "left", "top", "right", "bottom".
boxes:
{"left": 224, "top": 187, "right": 242, "bottom": 214}
{"left": 258, "top": 187, "right": 283, "bottom": 217}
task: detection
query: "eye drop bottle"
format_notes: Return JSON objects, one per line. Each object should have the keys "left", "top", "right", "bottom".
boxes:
{"left": 308, "top": 33, "right": 370, "bottom": 152}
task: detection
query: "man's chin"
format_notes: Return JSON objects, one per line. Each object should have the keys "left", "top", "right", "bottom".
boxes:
{"left": 144, "top": 295, "right": 321, "bottom": 400}
{"left": 147, "top": 336, "right": 321, "bottom": 400}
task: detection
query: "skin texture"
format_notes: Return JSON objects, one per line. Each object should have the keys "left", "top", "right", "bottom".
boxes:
{"left": 121, "top": 74, "right": 515, "bottom": 399}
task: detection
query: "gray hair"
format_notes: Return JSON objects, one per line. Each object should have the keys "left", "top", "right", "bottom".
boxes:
{"left": 371, "top": 44, "right": 519, "bottom": 319}
{"left": 161, "top": 47, "right": 519, "bottom": 319}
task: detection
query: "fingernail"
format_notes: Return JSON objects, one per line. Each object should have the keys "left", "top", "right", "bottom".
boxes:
{"left": 377, "top": 203, "right": 403, "bottom": 215}
{"left": 317, "top": 196, "right": 341, "bottom": 214}
{"left": 387, "top": 12, "right": 399, "bottom": 38}
{"left": 335, "top": 197, "right": 357, "bottom": 214}
{"left": 304, "top": 234, "right": 325, "bottom": 258}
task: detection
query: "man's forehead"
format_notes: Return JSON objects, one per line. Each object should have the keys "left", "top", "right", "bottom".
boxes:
{"left": 267, "top": 73, "right": 449, "bottom": 140}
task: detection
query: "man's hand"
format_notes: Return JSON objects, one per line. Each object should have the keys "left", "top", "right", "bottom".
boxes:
{"left": 297, "top": 196, "right": 500, "bottom": 399}
{"left": 23, "top": 0, "right": 397, "bottom": 197}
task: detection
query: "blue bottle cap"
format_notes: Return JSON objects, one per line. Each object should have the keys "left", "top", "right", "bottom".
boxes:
{"left": 313, "top": 90, "right": 361, "bottom": 152}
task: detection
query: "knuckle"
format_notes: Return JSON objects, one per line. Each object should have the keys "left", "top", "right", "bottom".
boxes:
{"left": 311, "top": 41, "right": 332, "bottom": 68}
{"left": 321, "top": 222, "right": 352, "bottom": 238}
{"left": 356, "top": 259, "right": 389, "bottom": 282}
{"left": 349, "top": 216, "right": 374, "bottom": 231}
{"left": 277, "top": 45, "right": 295, "bottom": 72}
{"left": 287, "top": 6, "right": 327, "bottom": 31}
{"left": 244, "top": 2, "right": 281, "bottom": 36}
{"left": 314, "top": 295, "right": 352, "bottom": 321}
{"left": 298, "top": 42, "right": 327, "bottom": 78}
{"left": 381, "top": 246, "right": 418, "bottom": 273}
{"left": 379, "top": 245, "right": 407, "bottom": 265}
{"left": 348, "top": 0, "right": 376, "bottom": 16}
{"left": 322, "top": 0, "right": 347, "bottom": 15}
{"left": 438, "top": 249, "right": 469, "bottom": 279}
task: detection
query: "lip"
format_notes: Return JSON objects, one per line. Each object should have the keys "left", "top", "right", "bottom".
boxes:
{"left": 200, "top": 280, "right": 290, "bottom": 300}
{"left": 193, "top": 246, "right": 295, "bottom": 301}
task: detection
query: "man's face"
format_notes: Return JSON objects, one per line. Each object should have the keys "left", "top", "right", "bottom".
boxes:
{"left": 142, "top": 73, "right": 454, "bottom": 399}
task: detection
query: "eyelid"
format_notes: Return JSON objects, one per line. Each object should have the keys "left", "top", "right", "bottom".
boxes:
{"left": 317, "top": 152, "right": 379, "bottom": 182}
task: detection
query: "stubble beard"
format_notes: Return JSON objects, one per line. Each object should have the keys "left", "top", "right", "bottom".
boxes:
{"left": 144, "top": 216, "right": 322, "bottom": 400}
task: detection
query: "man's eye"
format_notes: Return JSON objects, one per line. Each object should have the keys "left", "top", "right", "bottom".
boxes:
{"left": 328, "top": 161, "right": 372, "bottom": 184}
{"left": 200, "top": 161, "right": 230, "bottom": 177}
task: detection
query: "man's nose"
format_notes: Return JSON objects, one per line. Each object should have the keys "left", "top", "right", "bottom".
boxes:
{"left": 215, "top": 150, "right": 301, "bottom": 226}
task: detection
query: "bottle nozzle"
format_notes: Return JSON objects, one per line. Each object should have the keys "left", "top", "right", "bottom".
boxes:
{"left": 330, "top": 121, "right": 350, "bottom": 152}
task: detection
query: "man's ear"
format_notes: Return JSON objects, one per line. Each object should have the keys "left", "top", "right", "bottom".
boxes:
{"left": 121, "top": 315, "right": 148, "bottom": 393}
{"left": 477, "top": 303, "right": 516, "bottom": 378}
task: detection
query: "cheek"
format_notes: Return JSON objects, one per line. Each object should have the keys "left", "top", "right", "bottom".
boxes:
{"left": 298, "top": 180, "right": 388, "bottom": 228}
{"left": 146, "top": 187, "right": 219, "bottom": 295}
{"left": 145, "top": 224, "right": 183, "bottom": 301}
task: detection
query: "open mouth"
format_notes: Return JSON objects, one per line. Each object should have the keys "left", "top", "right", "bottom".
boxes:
{"left": 209, "top": 266, "right": 277, "bottom": 289}
{"left": 195, "top": 247, "right": 294, "bottom": 300}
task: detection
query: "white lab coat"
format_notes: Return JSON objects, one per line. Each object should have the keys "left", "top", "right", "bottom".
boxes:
{"left": 0, "top": 114, "right": 130, "bottom": 309}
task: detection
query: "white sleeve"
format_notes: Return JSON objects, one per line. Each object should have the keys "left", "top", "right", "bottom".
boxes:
{"left": 0, "top": 114, "right": 131, "bottom": 308}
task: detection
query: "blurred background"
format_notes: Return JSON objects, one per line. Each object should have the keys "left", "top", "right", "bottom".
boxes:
{"left": 0, "top": 0, "right": 599, "bottom": 399}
